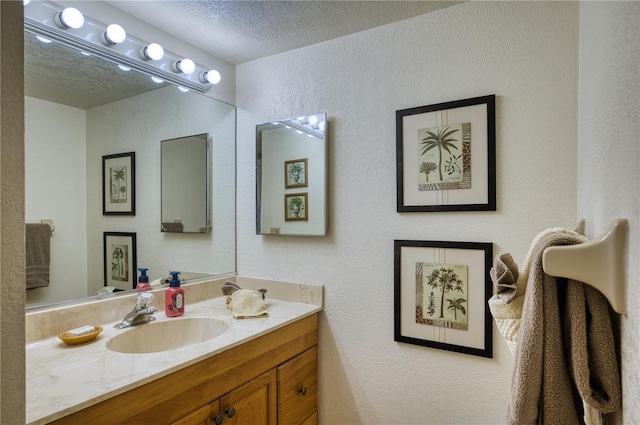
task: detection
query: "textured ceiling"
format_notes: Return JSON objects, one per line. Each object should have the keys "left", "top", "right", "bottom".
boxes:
{"left": 105, "top": 1, "right": 460, "bottom": 65}
{"left": 25, "top": 1, "right": 461, "bottom": 109}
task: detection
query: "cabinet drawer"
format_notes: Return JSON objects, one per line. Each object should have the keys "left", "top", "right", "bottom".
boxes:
{"left": 277, "top": 346, "right": 318, "bottom": 425}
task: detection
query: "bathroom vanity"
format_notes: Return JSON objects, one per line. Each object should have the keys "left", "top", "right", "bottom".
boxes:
{"left": 26, "top": 277, "right": 323, "bottom": 425}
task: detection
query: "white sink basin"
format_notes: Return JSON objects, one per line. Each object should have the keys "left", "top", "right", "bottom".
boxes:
{"left": 106, "top": 317, "right": 229, "bottom": 354}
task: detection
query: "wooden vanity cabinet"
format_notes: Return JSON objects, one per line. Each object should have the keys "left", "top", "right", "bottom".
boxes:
{"left": 50, "top": 314, "right": 318, "bottom": 425}
{"left": 173, "top": 370, "right": 277, "bottom": 425}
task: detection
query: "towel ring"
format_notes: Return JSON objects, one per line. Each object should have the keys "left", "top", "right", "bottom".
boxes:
{"left": 542, "top": 218, "right": 628, "bottom": 315}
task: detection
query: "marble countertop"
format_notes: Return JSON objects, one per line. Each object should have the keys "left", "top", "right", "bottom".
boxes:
{"left": 27, "top": 294, "right": 321, "bottom": 425}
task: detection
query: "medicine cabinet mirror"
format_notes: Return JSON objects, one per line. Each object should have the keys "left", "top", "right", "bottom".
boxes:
{"left": 161, "top": 134, "right": 210, "bottom": 233}
{"left": 256, "top": 113, "right": 328, "bottom": 236}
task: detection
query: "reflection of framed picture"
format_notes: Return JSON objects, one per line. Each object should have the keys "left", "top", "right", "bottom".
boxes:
{"left": 284, "top": 192, "right": 308, "bottom": 221}
{"left": 396, "top": 95, "right": 496, "bottom": 212}
{"left": 103, "top": 152, "right": 135, "bottom": 215}
{"left": 103, "top": 232, "right": 137, "bottom": 291}
{"left": 285, "top": 158, "right": 308, "bottom": 188}
{"left": 394, "top": 240, "right": 493, "bottom": 358}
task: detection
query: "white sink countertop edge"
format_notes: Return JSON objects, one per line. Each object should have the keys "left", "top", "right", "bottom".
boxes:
{"left": 26, "top": 296, "right": 321, "bottom": 425}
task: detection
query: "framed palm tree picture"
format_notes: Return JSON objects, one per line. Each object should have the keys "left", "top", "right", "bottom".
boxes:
{"left": 102, "top": 152, "right": 135, "bottom": 215}
{"left": 103, "top": 232, "right": 137, "bottom": 291}
{"left": 394, "top": 240, "right": 493, "bottom": 358}
{"left": 396, "top": 95, "right": 496, "bottom": 212}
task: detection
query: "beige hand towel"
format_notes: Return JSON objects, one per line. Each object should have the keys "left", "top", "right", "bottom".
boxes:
{"left": 508, "top": 233, "right": 621, "bottom": 425}
{"left": 226, "top": 289, "right": 268, "bottom": 319}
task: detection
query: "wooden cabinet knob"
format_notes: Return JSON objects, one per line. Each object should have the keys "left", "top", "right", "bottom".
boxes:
{"left": 225, "top": 407, "right": 236, "bottom": 418}
{"left": 298, "top": 387, "right": 308, "bottom": 396}
{"left": 211, "top": 414, "right": 224, "bottom": 425}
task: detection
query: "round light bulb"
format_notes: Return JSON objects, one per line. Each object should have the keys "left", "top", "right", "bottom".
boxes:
{"left": 102, "top": 24, "right": 126, "bottom": 45}
{"left": 54, "top": 7, "right": 84, "bottom": 29}
{"left": 172, "top": 59, "right": 195, "bottom": 74}
{"left": 199, "top": 69, "right": 221, "bottom": 85}
{"left": 140, "top": 43, "right": 164, "bottom": 61}
{"left": 309, "top": 115, "right": 318, "bottom": 126}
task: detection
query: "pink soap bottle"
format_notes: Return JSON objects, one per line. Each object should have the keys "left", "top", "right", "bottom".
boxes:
{"left": 165, "top": 271, "right": 185, "bottom": 317}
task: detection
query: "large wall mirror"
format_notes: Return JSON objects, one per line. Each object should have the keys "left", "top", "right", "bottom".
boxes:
{"left": 24, "top": 30, "right": 236, "bottom": 308}
{"left": 256, "top": 113, "right": 328, "bottom": 236}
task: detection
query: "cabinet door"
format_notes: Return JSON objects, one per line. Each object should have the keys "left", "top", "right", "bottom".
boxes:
{"left": 219, "top": 369, "right": 277, "bottom": 425}
{"left": 277, "top": 346, "right": 318, "bottom": 425}
{"left": 172, "top": 400, "right": 220, "bottom": 425}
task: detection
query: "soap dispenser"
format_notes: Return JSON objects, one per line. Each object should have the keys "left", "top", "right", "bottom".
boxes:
{"left": 136, "top": 267, "right": 151, "bottom": 291}
{"left": 165, "top": 271, "right": 185, "bottom": 317}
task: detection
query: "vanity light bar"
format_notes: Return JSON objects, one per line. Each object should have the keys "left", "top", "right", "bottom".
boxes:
{"left": 24, "top": 1, "right": 220, "bottom": 94}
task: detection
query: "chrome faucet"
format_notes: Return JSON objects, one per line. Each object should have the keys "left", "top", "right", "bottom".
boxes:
{"left": 114, "top": 292, "right": 157, "bottom": 329}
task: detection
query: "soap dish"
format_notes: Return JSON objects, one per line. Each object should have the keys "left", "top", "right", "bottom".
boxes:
{"left": 59, "top": 326, "right": 103, "bottom": 345}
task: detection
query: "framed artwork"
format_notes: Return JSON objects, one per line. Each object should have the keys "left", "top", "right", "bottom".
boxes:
{"left": 103, "top": 232, "right": 137, "bottom": 291}
{"left": 396, "top": 95, "right": 496, "bottom": 212}
{"left": 285, "top": 192, "right": 308, "bottom": 221}
{"left": 394, "top": 239, "right": 493, "bottom": 358}
{"left": 285, "top": 158, "right": 308, "bottom": 188}
{"left": 103, "top": 152, "right": 136, "bottom": 215}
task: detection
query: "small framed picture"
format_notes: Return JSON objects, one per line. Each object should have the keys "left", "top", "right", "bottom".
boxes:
{"left": 103, "top": 152, "right": 135, "bottom": 215}
{"left": 103, "top": 232, "right": 137, "bottom": 291}
{"left": 396, "top": 95, "right": 496, "bottom": 212}
{"left": 285, "top": 158, "right": 308, "bottom": 188}
{"left": 394, "top": 239, "right": 493, "bottom": 358}
{"left": 284, "top": 192, "right": 308, "bottom": 221}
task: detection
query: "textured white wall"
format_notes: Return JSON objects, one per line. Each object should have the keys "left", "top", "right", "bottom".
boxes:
{"left": 237, "top": 2, "right": 579, "bottom": 423}
{"left": 25, "top": 98, "right": 89, "bottom": 306}
{"left": 578, "top": 2, "right": 640, "bottom": 423}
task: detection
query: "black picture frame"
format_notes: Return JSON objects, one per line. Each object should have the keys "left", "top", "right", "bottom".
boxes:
{"left": 103, "top": 232, "right": 137, "bottom": 291}
{"left": 396, "top": 95, "right": 496, "bottom": 212}
{"left": 394, "top": 239, "right": 493, "bottom": 358}
{"left": 102, "top": 152, "right": 136, "bottom": 215}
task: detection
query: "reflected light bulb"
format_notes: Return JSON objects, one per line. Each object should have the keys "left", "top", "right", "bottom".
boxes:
{"left": 36, "top": 36, "right": 53, "bottom": 44}
{"left": 140, "top": 43, "right": 164, "bottom": 61}
{"left": 178, "top": 86, "right": 190, "bottom": 93}
{"left": 118, "top": 65, "right": 131, "bottom": 72}
{"left": 54, "top": 7, "right": 84, "bottom": 29}
{"left": 102, "top": 24, "right": 126, "bottom": 45}
{"left": 172, "top": 59, "right": 195, "bottom": 75}
{"left": 151, "top": 76, "right": 164, "bottom": 84}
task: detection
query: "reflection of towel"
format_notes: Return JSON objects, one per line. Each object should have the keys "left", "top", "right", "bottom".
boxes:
{"left": 26, "top": 223, "right": 51, "bottom": 289}
{"left": 508, "top": 233, "right": 621, "bottom": 425}
{"left": 161, "top": 222, "right": 184, "bottom": 232}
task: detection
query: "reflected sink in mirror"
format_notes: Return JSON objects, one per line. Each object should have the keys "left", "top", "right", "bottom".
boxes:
{"left": 106, "top": 318, "right": 229, "bottom": 354}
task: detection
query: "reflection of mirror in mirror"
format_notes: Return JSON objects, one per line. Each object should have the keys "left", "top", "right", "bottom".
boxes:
{"left": 24, "top": 31, "right": 236, "bottom": 309}
{"left": 161, "top": 134, "right": 209, "bottom": 233}
{"left": 256, "top": 113, "right": 328, "bottom": 236}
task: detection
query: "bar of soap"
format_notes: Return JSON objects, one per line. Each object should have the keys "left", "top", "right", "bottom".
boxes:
{"left": 66, "top": 325, "right": 96, "bottom": 336}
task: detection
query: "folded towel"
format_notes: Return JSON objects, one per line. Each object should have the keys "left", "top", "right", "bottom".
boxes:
{"left": 26, "top": 223, "right": 51, "bottom": 290}
{"left": 226, "top": 289, "right": 268, "bottom": 319}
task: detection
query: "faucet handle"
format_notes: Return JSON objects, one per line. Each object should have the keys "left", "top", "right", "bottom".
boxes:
{"left": 136, "top": 292, "right": 155, "bottom": 309}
